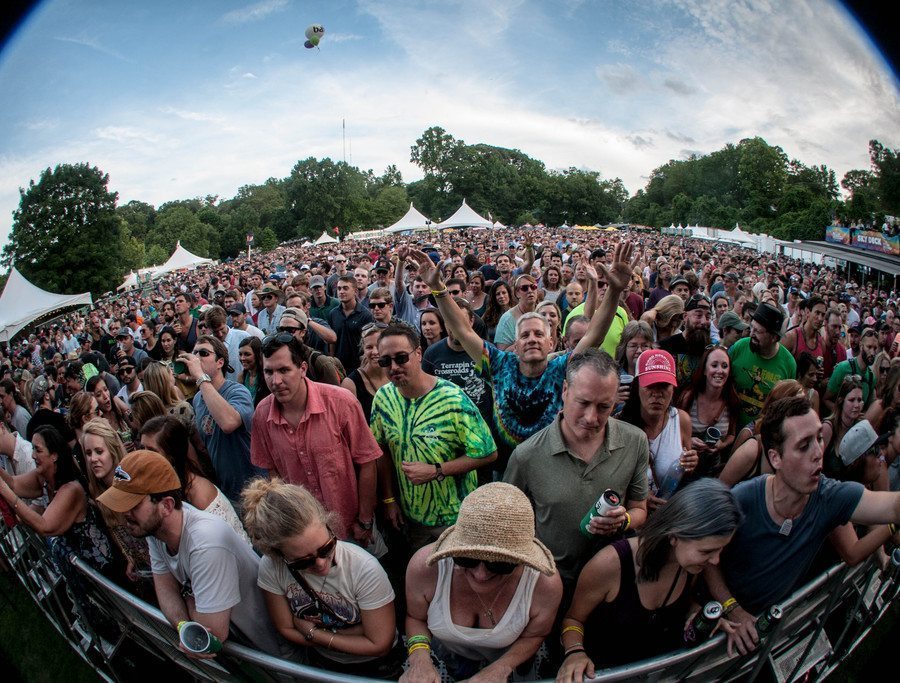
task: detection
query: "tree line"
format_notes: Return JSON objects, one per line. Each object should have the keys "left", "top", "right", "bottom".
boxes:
{"left": 1, "top": 126, "right": 896, "bottom": 296}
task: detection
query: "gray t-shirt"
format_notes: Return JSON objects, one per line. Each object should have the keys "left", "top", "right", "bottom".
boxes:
{"left": 722, "top": 475, "right": 863, "bottom": 613}
{"left": 148, "top": 503, "right": 281, "bottom": 655}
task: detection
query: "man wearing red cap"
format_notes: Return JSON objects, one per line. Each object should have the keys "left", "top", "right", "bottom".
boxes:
{"left": 98, "top": 450, "right": 281, "bottom": 656}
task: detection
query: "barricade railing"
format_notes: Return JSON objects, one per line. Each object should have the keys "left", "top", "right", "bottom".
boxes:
{"left": 1, "top": 522, "right": 897, "bottom": 682}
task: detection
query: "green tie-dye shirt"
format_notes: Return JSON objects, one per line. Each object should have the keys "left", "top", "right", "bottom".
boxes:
{"left": 370, "top": 378, "right": 496, "bottom": 527}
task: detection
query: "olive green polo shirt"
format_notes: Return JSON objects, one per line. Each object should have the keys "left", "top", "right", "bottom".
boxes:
{"left": 503, "top": 414, "right": 649, "bottom": 585}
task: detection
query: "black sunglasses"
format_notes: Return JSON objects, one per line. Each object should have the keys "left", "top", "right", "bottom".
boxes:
{"left": 370, "top": 301, "right": 391, "bottom": 309}
{"left": 378, "top": 352, "right": 411, "bottom": 368}
{"left": 285, "top": 535, "right": 338, "bottom": 571}
{"left": 263, "top": 331, "right": 295, "bottom": 349}
{"left": 277, "top": 326, "right": 305, "bottom": 334}
{"left": 452, "top": 556, "right": 518, "bottom": 575}
{"left": 193, "top": 348, "right": 215, "bottom": 357}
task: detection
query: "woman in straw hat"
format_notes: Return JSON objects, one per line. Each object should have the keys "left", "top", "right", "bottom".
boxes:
{"left": 401, "top": 482, "right": 562, "bottom": 682}
{"left": 557, "top": 479, "right": 742, "bottom": 680}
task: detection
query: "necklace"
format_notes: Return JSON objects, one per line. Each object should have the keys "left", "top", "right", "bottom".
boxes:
{"left": 770, "top": 477, "right": 797, "bottom": 536}
{"left": 464, "top": 571, "right": 513, "bottom": 627}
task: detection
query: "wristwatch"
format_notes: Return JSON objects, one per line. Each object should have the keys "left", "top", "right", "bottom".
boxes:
{"left": 434, "top": 463, "right": 445, "bottom": 482}
{"left": 195, "top": 373, "right": 212, "bottom": 387}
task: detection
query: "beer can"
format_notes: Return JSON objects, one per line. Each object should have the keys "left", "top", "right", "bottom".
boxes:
{"left": 755, "top": 605, "right": 782, "bottom": 637}
{"left": 684, "top": 601, "right": 722, "bottom": 644}
{"left": 579, "top": 489, "right": 621, "bottom": 537}
{"left": 178, "top": 620, "right": 223, "bottom": 654}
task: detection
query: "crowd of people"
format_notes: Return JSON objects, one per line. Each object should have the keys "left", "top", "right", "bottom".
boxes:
{"left": 2, "top": 225, "right": 900, "bottom": 681}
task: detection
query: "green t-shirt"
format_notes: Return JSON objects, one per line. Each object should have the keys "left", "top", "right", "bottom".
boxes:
{"left": 729, "top": 337, "right": 798, "bottom": 427}
{"left": 563, "top": 303, "right": 628, "bottom": 357}
{"left": 370, "top": 378, "right": 496, "bottom": 527}
{"left": 826, "top": 359, "right": 875, "bottom": 407}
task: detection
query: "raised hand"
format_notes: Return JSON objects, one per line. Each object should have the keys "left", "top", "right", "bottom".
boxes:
{"left": 407, "top": 249, "right": 443, "bottom": 291}
{"left": 598, "top": 241, "right": 637, "bottom": 292}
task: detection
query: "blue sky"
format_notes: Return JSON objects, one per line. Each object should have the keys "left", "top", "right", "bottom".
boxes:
{"left": 0, "top": 0, "right": 897, "bottom": 250}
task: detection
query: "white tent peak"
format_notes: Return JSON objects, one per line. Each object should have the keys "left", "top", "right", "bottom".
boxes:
{"left": 0, "top": 267, "right": 92, "bottom": 341}
{"left": 152, "top": 242, "right": 214, "bottom": 277}
{"left": 384, "top": 203, "right": 433, "bottom": 233}
{"left": 436, "top": 199, "right": 492, "bottom": 230}
{"left": 314, "top": 231, "right": 339, "bottom": 245}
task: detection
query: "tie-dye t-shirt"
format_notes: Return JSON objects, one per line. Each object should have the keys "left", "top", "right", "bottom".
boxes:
{"left": 370, "top": 379, "right": 495, "bottom": 527}
{"left": 477, "top": 342, "right": 569, "bottom": 451}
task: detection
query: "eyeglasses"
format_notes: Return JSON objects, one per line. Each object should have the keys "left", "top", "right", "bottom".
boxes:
{"left": 117, "top": 366, "right": 135, "bottom": 375}
{"left": 370, "top": 301, "right": 391, "bottom": 309}
{"left": 452, "top": 556, "right": 518, "bottom": 575}
{"left": 378, "top": 352, "right": 412, "bottom": 368}
{"left": 361, "top": 322, "right": 388, "bottom": 335}
{"left": 262, "top": 294, "right": 277, "bottom": 300}
{"left": 277, "top": 325, "right": 305, "bottom": 334}
{"left": 284, "top": 535, "right": 338, "bottom": 571}
{"left": 193, "top": 348, "right": 215, "bottom": 358}
{"left": 518, "top": 284, "right": 537, "bottom": 292}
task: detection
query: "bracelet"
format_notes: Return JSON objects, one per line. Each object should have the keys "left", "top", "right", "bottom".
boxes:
{"left": 406, "top": 635, "right": 431, "bottom": 646}
{"left": 305, "top": 624, "right": 318, "bottom": 641}
{"left": 561, "top": 625, "right": 584, "bottom": 637}
{"left": 722, "top": 597, "right": 738, "bottom": 614}
{"left": 407, "top": 643, "right": 431, "bottom": 655}
{"left": 621, "top": 512, "right": 631, "bottom": 532}
{"left": 382, "top": 497, "right": 396, "bottom": 505}
{"left": 432, "top": 288, "right": 449, "bottom": 298}
{"left": 563, "top": 647, "right": 586, "bottom": 659}
{"left": 327, "top": 632, "right": 336, "bottom": 650}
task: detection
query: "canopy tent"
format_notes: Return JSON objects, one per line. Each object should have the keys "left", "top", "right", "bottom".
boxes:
{"left": 152, "top": 242, "right": 214, "bottom": 277}
{"left": 117, "top": 266, "right": 161, "bottom": 291}
{"left": 300, "top": 240, "right": 313, "bottom": 248}
{"left": 492, "top": 221, "right": 506, "bottom": 229}
{"left": 435, "top": 200, "right": 492, "bottom": 230}
{"left": 314, "top": 231, "right": 339, "bottom": 245}
{"left": 384, "top": 203, "right": 433, "bottom": 233}
{"left": 0, "top": 268, "right": 93, "bottom": 342}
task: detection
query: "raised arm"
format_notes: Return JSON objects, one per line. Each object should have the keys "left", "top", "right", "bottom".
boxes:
{"left": 408, "top": 248, "right": 484, "bottom": 363}
{"left": 574, "top": 241, "right": 637, "bottom": 355}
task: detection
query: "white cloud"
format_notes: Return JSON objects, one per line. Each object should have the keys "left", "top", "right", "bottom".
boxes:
{"left": 220, "top": 0, "right": 289, "bottom": 25}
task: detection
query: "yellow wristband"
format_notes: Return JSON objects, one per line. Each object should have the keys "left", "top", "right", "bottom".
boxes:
{"left": 622, "top": 512, "right": 631, "bottom": 531}
{"left": 722, "top": 597, "right": 737, "bottom": 614}
{"left": 382, "top": 497, "right": 396, "bottom": 505}
{"left": 407, "top": 643, "right": 431, "bottom": 655}
{"left": 561, "top": 625, "right": 585, "bottom": 637}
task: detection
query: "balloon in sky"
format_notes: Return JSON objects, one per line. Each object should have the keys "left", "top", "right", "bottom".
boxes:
{"left": 304, "top": 40, "right": 315, "bottom": 49}
{"left": 304, "top": 24, "right": 325, "bottom": 40}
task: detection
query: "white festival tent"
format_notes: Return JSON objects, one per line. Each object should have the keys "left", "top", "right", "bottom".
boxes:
{"left": 384, "top": 203, "right": 433, "bottom": 233}
{"left": 151, "top": 242, "right": 214, "bottom": 278}
{"left": 117, "top": 266, "right": 161, "bottom": 291}
{"left": 436, "top": 199, "right": 493, "bottom": 230}
{"left": 0, "top": 267, "right": 93, "bottom": 342}
{"left": 314, "top": 231, "right": 339, "bottom": 245}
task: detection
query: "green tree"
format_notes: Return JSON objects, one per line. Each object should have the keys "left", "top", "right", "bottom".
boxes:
{"left": 869, "top": 140, "right": 900, "bottom": 214}
{"left": 116, "top": 200, "right": 156, "bottom": 241}
{"left": 286, "top": 158, "right": 369, "bottom": 237}
{"left": 1, "top": 163, "right": 123, "bottom": 295}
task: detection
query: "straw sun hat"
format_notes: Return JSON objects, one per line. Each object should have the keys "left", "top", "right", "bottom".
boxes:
{"left": 426, "top": 482, "right": 556, "bottom": 576}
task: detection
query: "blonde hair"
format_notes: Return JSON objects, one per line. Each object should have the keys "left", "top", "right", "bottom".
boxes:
{"left": 141, "top": 362, "right": 181, "bottom": 408}
{"left": 653, "top": 294, "right": 685, "bottom": 327}
{"left": 241, "top": 478, "right": 335, "bottom": 555}
{"left": 81, "top": 418, "right": 128, "bottom": 526}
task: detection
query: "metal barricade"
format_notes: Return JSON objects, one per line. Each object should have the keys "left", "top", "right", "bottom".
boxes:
{"left": 2, "top": 522, "right": 897, "bottom": 683}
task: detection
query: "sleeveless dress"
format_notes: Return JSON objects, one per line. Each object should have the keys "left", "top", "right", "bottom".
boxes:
{"left": 347, "top": 368, "right": 376, "bottom": 423}
{"left": 584, "top": 539, "right": 691, "bottom": 668}
{"left": 426, "top": 558, "right": 539, "bottom": 676}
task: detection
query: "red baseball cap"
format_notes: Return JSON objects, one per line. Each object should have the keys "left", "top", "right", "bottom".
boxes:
{"left": 636, "top": 350, "right": 677, "bottom": 387}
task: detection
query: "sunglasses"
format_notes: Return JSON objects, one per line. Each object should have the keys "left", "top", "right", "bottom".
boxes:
{"left": 378, "top": 352, "right": 412, "bottom": 368}
{"left": 370, "top": 301, "right": 391, "bottom": 309}
{"left": 118, "top": 366, "right": 135, "bottom": 374}
{"left": 452, "top": 556, "right": 518, "bottom": 575}
{"left": 193, "top": 348, "right": 215, "bottom": 357}
{"left": 277, "top": 326, "right": 305, "bottom": 334}
{"left": 518, "top": 284, "right": 537, "bottom": 292}
{"left": 262, "top": 294, "right": 277, "bottom": 300}
{"left": 284, "top": 535, "right": 338, "bottom": 571}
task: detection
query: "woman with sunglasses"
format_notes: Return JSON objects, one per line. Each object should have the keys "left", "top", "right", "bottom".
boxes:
{"left": 342, "top": 322, "right": 389, "bottom": 423}
{"left": 241, "top": 478, "right": 400, "bottom": 677}
{"left": 558, "top": 479, "right": 741, "bottom": 680}
{"left": 402, "top": 482, "right": 561, "bottom": 683}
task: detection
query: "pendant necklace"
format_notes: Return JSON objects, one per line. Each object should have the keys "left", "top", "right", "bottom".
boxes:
{"left": 466, "top": 572, "right": 512, "bottom": 627}
{"left": 770, "top": 478, "right": 795, "bottom": 536}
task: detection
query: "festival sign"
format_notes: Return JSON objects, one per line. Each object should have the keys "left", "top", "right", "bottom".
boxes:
{"left": 851, "top": 229, "right": 899, "bottom": 256}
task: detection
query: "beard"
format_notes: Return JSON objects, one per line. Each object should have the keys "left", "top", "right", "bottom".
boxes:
{"left": 749, "top": 338, "right": 761, "bottom": 353}
{"left": 685, "top": 326, "right": 711, "bottom": 353}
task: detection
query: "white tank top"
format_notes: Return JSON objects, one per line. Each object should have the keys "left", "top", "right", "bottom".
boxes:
{"left": 427, "top": 558, "right": 539, "bottom": 662}
{"left": 648, "top": 406, "right": 683, "bottom": 497}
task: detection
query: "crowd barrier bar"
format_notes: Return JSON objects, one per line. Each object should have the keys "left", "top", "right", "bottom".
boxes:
{"left": 1, "top": 522, "right": 897, "bottom": 682}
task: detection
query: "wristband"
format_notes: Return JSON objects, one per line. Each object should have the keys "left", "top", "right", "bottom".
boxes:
{"left": 561, "top": 625, "right": 584, "bottom": 637}
{"left": 407, "top": 643, "right": 431, "bottom": 655}
{"left": 327, "top": 632, "right": 336, "bottom": 650}
{"left": 563, "top": 647, "right": 586, "bottom": 659}
{"left": 382, "top": 497, "right": 396, "bottom": 505}
{"left": 621, "top": 512, "right": 631, "bottom": 532}
{"left": 722, "top": 597, "right": 738, "bottom": 615}
{"left": 305, "top": 624, "right": 318, "bottom": 641}
{"left": 406, "top": 635, "right": 431, "bottom": 646}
